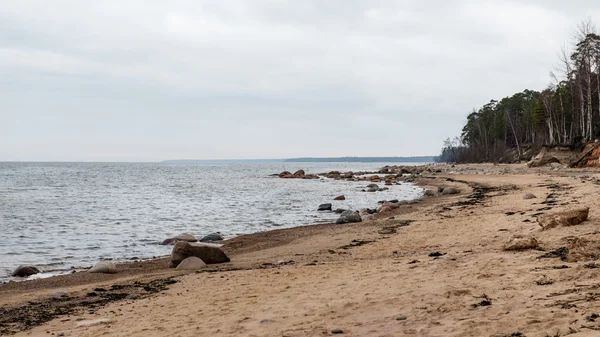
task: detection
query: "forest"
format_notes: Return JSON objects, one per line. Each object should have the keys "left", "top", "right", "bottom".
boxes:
{"left": 438, "top": 20, "right": 600, "bottom": 163}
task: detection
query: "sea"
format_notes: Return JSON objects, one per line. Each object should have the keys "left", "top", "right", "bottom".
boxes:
{"left": 0, "top": 162, "right": 426, "bottom": 281}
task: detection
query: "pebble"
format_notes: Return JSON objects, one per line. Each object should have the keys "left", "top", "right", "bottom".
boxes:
{"left": 58, "top": 332, "right": 65, "bottom": 336}
{"left": 396, "top": 315, "right": 407, "bottom": 321}
{"left": 331, "top": 329, "right": 344, "bottom": 334}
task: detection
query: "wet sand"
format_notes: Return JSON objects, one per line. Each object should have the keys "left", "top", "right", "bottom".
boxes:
{"left": 4, "top": 164, "right": 600, "bottom": 336}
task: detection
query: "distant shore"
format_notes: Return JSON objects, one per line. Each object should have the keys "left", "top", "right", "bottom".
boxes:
{"left": 4, "top": 163, "right": 599, "bottom": 336}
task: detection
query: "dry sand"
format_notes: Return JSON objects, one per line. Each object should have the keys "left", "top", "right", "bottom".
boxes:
{"left": 5, "top": 164, "right": 600, "bottom": 336}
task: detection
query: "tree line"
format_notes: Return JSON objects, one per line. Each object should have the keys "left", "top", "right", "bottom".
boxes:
{"left": 438, "top": 19, "right": 600, "bottom": 163}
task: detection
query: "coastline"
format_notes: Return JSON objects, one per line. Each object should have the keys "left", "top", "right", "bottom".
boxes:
{"left": 5, "top": 163, "right": 600, "bottom": 336}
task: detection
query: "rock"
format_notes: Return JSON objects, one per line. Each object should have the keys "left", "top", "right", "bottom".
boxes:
{"left": 385, "top": 180, "right": 393, "bottom": 185}
{"left": 170, "top": 241, "right": 230, "bottom": 267}
{"left": 333, "top": 208, "right": 348, "bottom": 214}
{"left": 279, "top": 171, "right": 292, "bottom": 178}
{"left": 318, "top": 203, "right": 333, "bottom": 211}
{"left": 388, "top": 199, "right": 399, "bottom": 203}
{"left": 88, "top": 262, "right": 117, "bottom": 274}
{"left": 366, "top": 183, "right": 379, "bottom": 189}
{"left": 200, "top": 233, "right": 224, "bottom": 242}
{"left": 334, "top": 195, "right": 345, "bottom": 201}
{"left": 176, "top": 257, "right": 207, "bottom": 270}
{"left": 293, "top": 169, "right": 305, "bottom": 177}
{"left": 367, "top": 208, "right": 377, "bottom": 214}
{"left": 538, "top": 207, "right": 590, "bottom": 230}
{"left": 336, "top": 210, "right": 362, "bottom": 224}
{"left": 11, "top": 265, "right": 40, "bottom": 277}
{"left": 303, "top": 174, "right": 319, "bottom": 179}
{"left": 160, "top": 238, "right": 178, "bottom": 245}
{"left": 437, "top": 186, "right": 444, "bottom": 193}
{"left": 395, "top": 315, "right": 407, "bottom": 321}
{"left": 331, "top": 329, "right": 344, "bottom": 334}
{"left": 523, "top": 193, "right": 537, "bottom": 199}
{"left": 503, "top": 237, "right": 540, "bottom": 251}
{"left": 174, "top": 233, "right": 197, "bottom": 242}
{"left": 441, "top": 187, "right": 460, "bottom": 195}
{"left": 366, "top": 187, "right": 378, "bottom": 192}
{"left": 423, "top": 189, "right": 435, "bottom": 197}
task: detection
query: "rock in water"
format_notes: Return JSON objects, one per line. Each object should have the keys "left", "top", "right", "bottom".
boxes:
{"left": 176, "top": 257, "right": 207, "bottom": 270}
{"left": 160, "top": 238, "right": 178, "bottom": 245}
{"left": 441, "top": 187, "right": 460, "bottom": 195}
{"left": 171, "top": 241, "right": 230, "bottom": 267}
{"left": 88, "top": 262, "right": 118, "bottom": 274}
{"left": 334, "top": 195, "right": 345, "bottom": 201}
{"left": 366, "top": 183, "right": 379, "bottom": 189}
{"left": 279, "top": 171, "right": 293, "bottom": 178}
{"left": 293, "top": 170, "right": 305, "bottom": 177}
{"left": 523, "top": 193, "right": 537, "bottom": 199}
{"left": 318, "top": 203, "right": 333, "bottom": 211}
{"left": 336, "top": 210, "right": 362, "bottom": 224}
{"left": 423, "top": 189, "right": 435, "bottom": 197}
{"left": 503, "top": 237, "right": 540, "bottom": 251}
{"left": 200, "top": 233, "right": 224, "bottom": 242}
{"left": 538, "top": 207, "right": 589, "bottom": 230}
{"left": 11, "top": 265, "right": 40, "bottom": 277}
{"left": 174, "top": 233, "right": 197, "bottom": 242}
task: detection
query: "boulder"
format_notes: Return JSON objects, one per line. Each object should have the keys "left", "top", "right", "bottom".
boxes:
{"left": 503, "top": 237, "right": 540, "bottom": 251}
{"left": 366, "top": 183, "right": 379, "bottom": 189}
{"left": 176, "top": 257, "right": 207, "bottom": 270}
{"left": 523, "top": 193, "right": 537, "bottom": 199}
{"left": 200, "top": 233, "right": 224, "bottom": 242}
{"left": 318, "top": 203, "right": 333, "bottom": 211}
{"left": 293, "top": 170, "right": 305, "bottom": 177}
{"left": 170, "top": 241, "right": 230, "bottom": 267}
{"left": 334, "top": 195, "right": 345, "bottom": 201}
{"left": 336, "top": 210, "right": 362, "bottom": 224}
{"left": 366, "top": 187, "right": 378, "bottom": 193}
{"left": 88, "top": 262, "right": 117, "bottom": 274}
{"left": 423, "top": 189, "right": 435, "bottom": 197}
{"left": 174, "top": 233, "right": 197, "bottom": 242}
{"left": 441, "top": 187, "right": 460, "bottom": 195}
{"left": 279, "top": 171, "right": 292, "bottom": 178}
{"left": 11, "top": 265, "right": 40, "bottom": 277}
{"left": 538, "top": 207, "right": 590, "bottom": 230}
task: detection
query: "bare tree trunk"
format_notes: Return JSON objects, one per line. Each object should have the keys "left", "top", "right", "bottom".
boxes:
{"left": 506, "top": 110, "right": 521, "bottom": 158}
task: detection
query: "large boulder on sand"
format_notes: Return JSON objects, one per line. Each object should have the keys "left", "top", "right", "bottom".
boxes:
{"left": 176, "top": 257, "right": 207, "bottom": 270}
{"left": 200, "top": 233, "right": 224, "bottom": 242}
{"left": 170, "top": 242, "right": 230, "bottom": 267}
{"left": 538, "top": 207, "right": 589, "bottom": 230}
{"left": 503, "top": 237, "right": 540, "bottom": 251}
{"left": 318, "top": 203, "right": 333, "bottom": 211}
{"left": 88, "top": 261, "right": 117, "bottom": 274}
{"left": 336, "top": 210, "right": 362, "bottom": 224}
{"left": 11, "top": 265, "right": 40, "bottom": 277}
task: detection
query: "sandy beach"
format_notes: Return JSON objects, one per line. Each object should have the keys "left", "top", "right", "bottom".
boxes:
{"left": 5, "top": 164, "right": 600, "bottom": 336}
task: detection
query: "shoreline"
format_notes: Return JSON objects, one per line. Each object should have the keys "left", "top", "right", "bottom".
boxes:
{"left": 5, "top": 163, "right": 600, "bottom": 336}
{"left": 1, "top": 165, "right": 428, "bottom": 284}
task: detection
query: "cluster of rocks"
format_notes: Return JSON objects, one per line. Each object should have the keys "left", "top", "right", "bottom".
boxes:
{"left": 276, "top": 165, "right": 439, "bottom": 184}
{"left": 278, "top": 170, "right": 319, "bottom": 179}
{"left": 160, "top": 232, "right": 224, "bottom": 245}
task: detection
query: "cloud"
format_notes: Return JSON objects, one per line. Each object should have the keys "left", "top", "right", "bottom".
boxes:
{"left": 0, "top": 0, "right": 595, "bottom": 161}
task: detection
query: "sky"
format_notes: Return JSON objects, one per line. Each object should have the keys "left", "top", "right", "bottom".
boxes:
{"left": 1, "top": 0, "right": 599, "bottom": 162}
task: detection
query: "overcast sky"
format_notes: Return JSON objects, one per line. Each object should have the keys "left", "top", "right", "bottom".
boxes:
{"left": 1, "top": 1, "right": 598, "bottom": 161}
